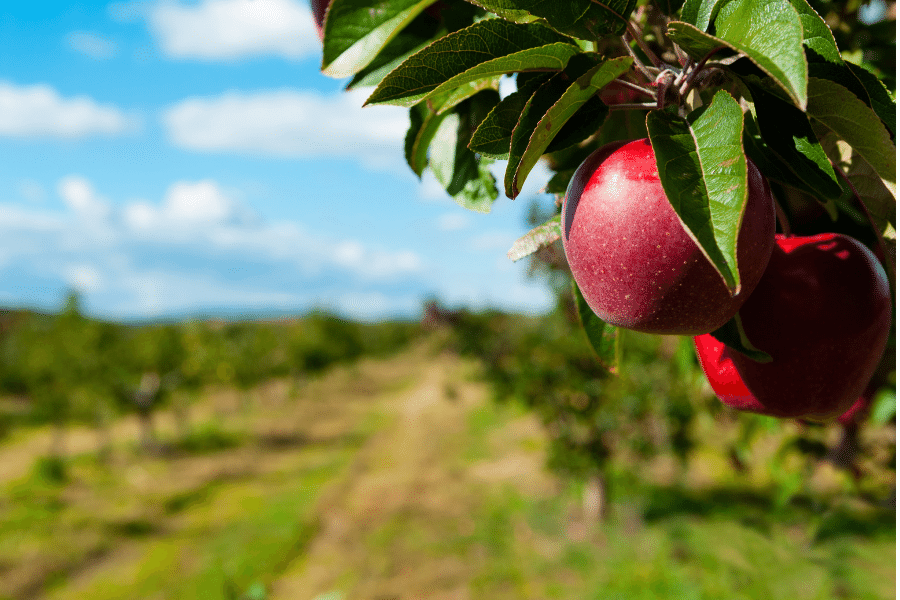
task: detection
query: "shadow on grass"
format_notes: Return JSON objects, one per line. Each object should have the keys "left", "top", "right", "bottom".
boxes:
{"left": 255, "top": 430, "right": 371, "bottom": 452}
{"left": 106, "top": 518, "right": 158, "bottom": 538}
{"left": 162, "top": 473, "right": 250, "bottom": 514}
{"left": 813, "top": 508, "right": 897, "bottom": 543}
{"left": 638, "top": 483, "right": 895, "bottom": 543}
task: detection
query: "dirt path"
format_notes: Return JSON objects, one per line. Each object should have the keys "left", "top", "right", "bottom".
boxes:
{"left": 269, "top": 349, "right": 554, "bottom": 600}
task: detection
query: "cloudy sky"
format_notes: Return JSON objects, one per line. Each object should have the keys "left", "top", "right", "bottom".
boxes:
{"left": 0, "top": 0, "right": 557, "bottom": 322}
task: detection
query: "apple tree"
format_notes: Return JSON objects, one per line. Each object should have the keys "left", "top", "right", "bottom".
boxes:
{"left": 314, "top": 1, "right": 895, "bottom": 423}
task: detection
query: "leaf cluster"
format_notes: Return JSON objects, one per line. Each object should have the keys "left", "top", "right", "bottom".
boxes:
{"left": 319, "top": 0, "right": 895, "bottom": 368}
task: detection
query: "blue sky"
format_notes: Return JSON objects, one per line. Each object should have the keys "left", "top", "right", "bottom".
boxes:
{"left": 0, "top": 0, "right": 557, "bottom": 322}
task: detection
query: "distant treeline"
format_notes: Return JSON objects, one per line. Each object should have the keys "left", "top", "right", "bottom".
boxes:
{"left": 0, "top": 294, "right": 421, "bottom": 435}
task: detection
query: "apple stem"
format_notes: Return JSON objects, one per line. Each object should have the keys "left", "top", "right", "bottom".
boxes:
{"left": 625, "top": 20, "right": 664, "bottom": 69}
{"left": 656, "top": 70, "right": 678, "bottom": 109}
{"left": 620, "top": 35, "right": 655, "bottom": 83}
{"left": 673, "top": 43, "right": 690, "bottom": 67}
{"left": 831, "top": 160, "right": 895, "bottom": 289}
{"left": 677, "top": 45, "right": 727, "bottom": 99}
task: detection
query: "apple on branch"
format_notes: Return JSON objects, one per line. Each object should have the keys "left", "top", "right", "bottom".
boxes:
{"left": 694, "top": 234, "right": 892, "bottom": 421}
{"left": 561, "top": 139, "right": 776, "bottom": 335}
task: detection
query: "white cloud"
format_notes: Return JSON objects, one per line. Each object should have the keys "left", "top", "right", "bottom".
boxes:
{"left": 115, "top": 178, "right": 422, "bottom": 281}
{"left": 0, "top": 175, "right": 427, "bottom": 318}
{"left": 58, "top": 175, "right": 111, "bottom": 218}
{"left": 162, "top": 87, "right": 408, "bottom": 167}
{"left": 0, "top": 81, "right": 137, "bottom": 138}
{"left": 147, "top": 0, "right": 320, "bottom": 61}
{"left": 66, "top": 264, "right": 104, "bottom": 292}
{"left": 124, "top": 179, "right": 245, "bottom": 231}
{"left": 164, "top": 180, "right": 238, "bottom": 223}
{"left": 0, "top": 173, "right": 556, "bottom": 320}
{"left": 65, "top": 31, "right": 118, "bottom": 59}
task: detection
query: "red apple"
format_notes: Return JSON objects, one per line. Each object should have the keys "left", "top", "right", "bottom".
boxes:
{"left": 311, "top": 0, "right": 330, "bottom": 41}
{"left": 561, "top": 138, "right": 776, "bottom": 334}
{"left": 694, "top": 234, "right": 892, "bottom": 421}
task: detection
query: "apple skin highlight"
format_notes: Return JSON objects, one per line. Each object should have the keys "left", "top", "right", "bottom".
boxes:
{"left": 695, "top": 234, "right": 892, "bottom": 421}
{"left": 562, "top": 139, "right": 775, "bottom": 335}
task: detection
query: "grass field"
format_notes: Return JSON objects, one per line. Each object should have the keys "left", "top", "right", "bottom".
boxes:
{"left": 0, "top": 338, "right": 894, "bottom": 599}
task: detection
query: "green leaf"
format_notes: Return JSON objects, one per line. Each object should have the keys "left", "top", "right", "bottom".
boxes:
{"left": 406, "top": 102, "right": 426, "bottom": 173}
{"left": 818, "top": 128, "right": 895, "bottom": 225}
{"left": 646, "top": 91, "right": 748, "bottom": 294}
{"left": 430, "top": 92, "right": 501, "bottom": 212}
{"left": 806, "top": 77, "right": 896, "bottom": 197}
{"left": 456, "top": 157, "right": 500, "bottom": 213}
{"left": 844, "top": 61, "right": 896, "bottom": 137}
{"left": 504, "top": 75, "right": 568, "bottom": 198}
{"left": 742, "top": 112, "right": 820, "bottom": 197}
{"left": 787, "top": 0, "right": 841, "bottom": 64}
{"left": 665, "top": 21, "right": 728, "bottom": 58}
{"left": 405, "top": 102, "right": 450, "bottom": 176}
{"left": 710, "top": 313, "right": 773, "bottom": 362}
{"left": 572, "top": 280, "right": 620, "bottom": 373}
{"left": 322, "top": 0, "right": 435, "bottom": 78}
{"left": 427, "top": 77, "right": 502, "bottom": 115}
{"left": 507, "top": 214, "right": 561, "bottom": 261}
{"left": 365, "top": 19, "right": 579, "bottom": 108}
{"left": 468, "top": 99, "right": 520, "bottom": 159}
{"left": 543, "top": 96, "right": 608, "bottom": 153}
{"left": 505, "top": 55, "right": 632, "bottom": 198}
{"left": 669, "top": 0, "right": 807, "bottom": 109}
{"left": 714, "top": 0, "right": 807, "bottom": 108}
{"left": 466, "top": 0, "right": 637, "bottom": 39}
{"left": 468, "top": 73, "right": 553, "bottom": 159}
{"left": 345, "top": 10, "right": 441, "bottom": 89}
{"left": 738, "top": 71, "right": 843, "bottom": 199}
{"left": 680, "top": 0, "right": 727, "bottom": 32}
{"left": 546, "top": 168, "right": 576, "bottom": 194}
{"left": 806, "top": 61, "right": 870, "bottom": 109}
{"left": 432, "top": 113, "right": 467, "bottom": 187}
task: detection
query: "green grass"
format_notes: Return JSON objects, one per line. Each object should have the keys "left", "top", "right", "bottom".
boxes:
{"left": 71, "top": 470, "right": 325, "bottom": 600}
{"left": 0, "top": 347, "right": 893, "bottom": 600}
{"left": 339, "top": 393, "right": 894, "bottom": 600}
{"left": 173, "top": 420, "right": 246, "bottom": 454}
{"left": 37, "top": 430, "right": 372, "bottom": 600}
{"left": 420, "top": 479, "right": 895, "bottom": 600}
{"left": 0, "top": 409, "right": 381, "bottom": 600}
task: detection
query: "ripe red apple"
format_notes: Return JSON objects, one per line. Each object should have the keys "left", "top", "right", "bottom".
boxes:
{"left": 310, "top": 0, "right": 330, "bottom": 41}
{"left": 694, "top": 233, "right": 892, "bottom": 421}
{"left": 561, "top": 138, "right": 776, "bottom": 334}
